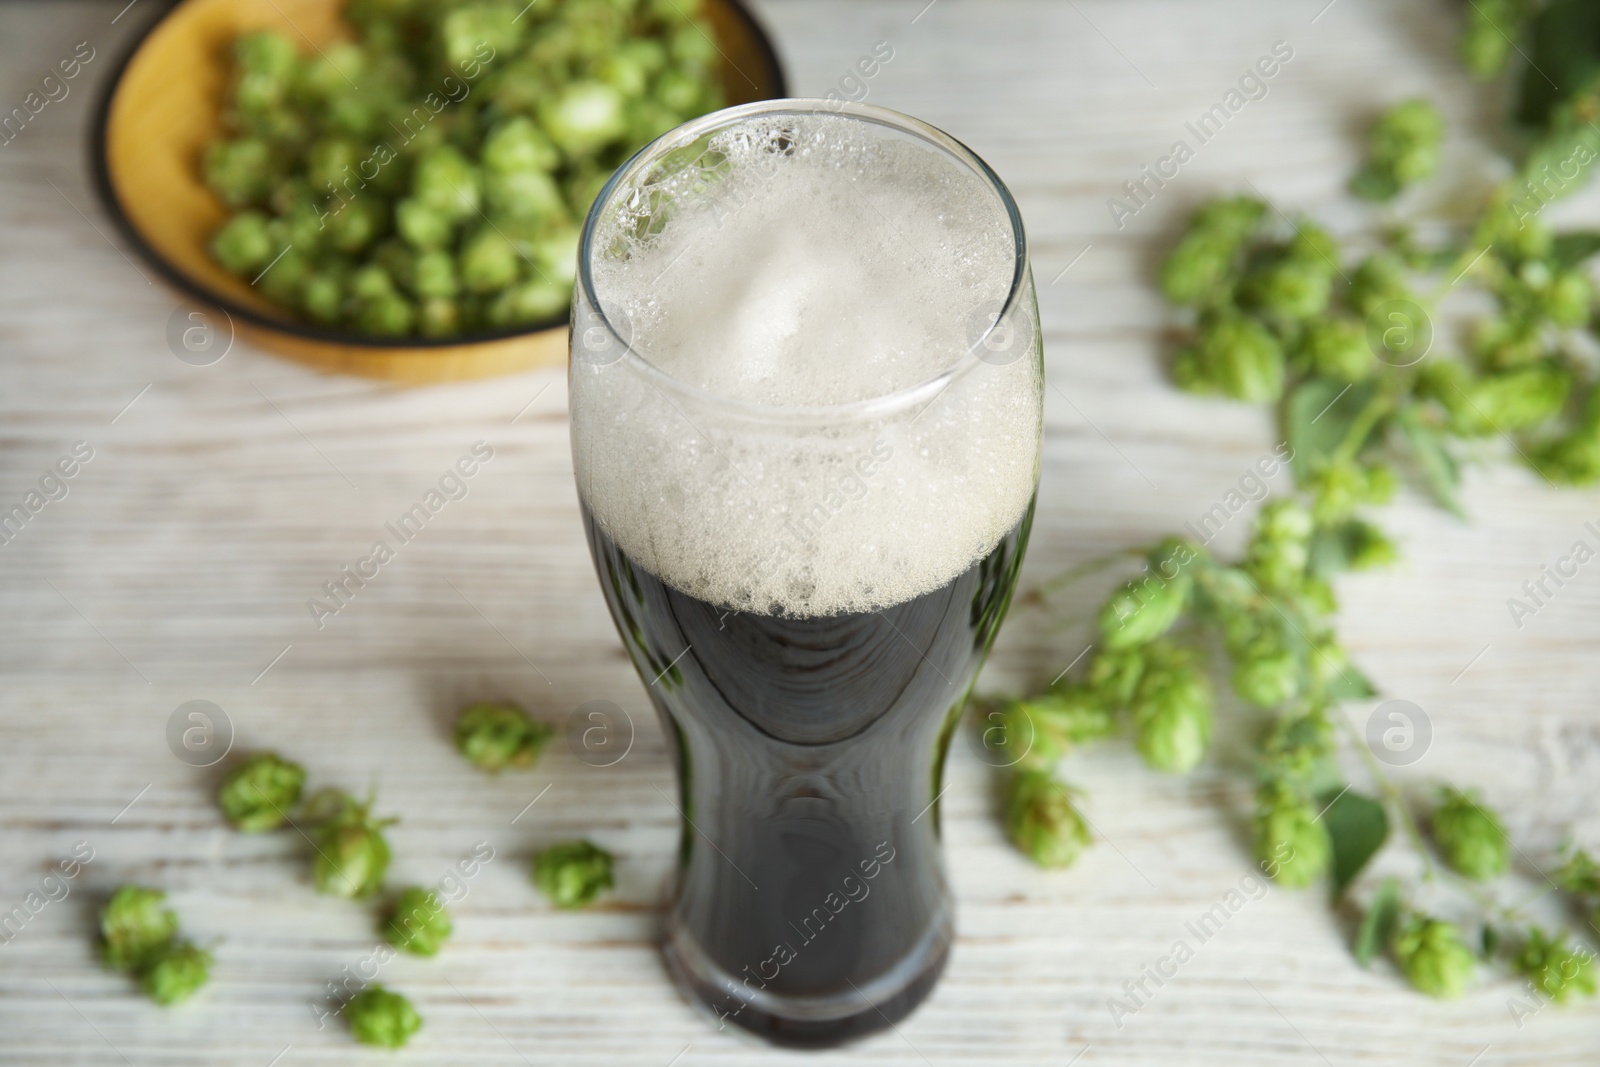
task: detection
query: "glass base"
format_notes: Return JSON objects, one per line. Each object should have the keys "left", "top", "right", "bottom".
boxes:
{"left": 662, "top": 909, "right": 952, "bottom": 1049}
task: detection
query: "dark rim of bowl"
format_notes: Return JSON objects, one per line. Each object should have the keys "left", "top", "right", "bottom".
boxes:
{"left": 89, "top": 0, "right": 787, "bottom": 350}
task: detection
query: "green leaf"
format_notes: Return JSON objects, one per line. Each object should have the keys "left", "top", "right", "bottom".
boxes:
{"left": 1521, "top": 124, "right": 1600, "bottom": 205}
{"left": 1354, "top": 876, "right": 1401, "bottom": 967}
{"left": 1551, "top": 231, "right": 1600, "bottom": 271}
{"left": 1285, "top": 378, "right": 1380, "bottom": 482}
{"left": 1516, "top": 0, "right": 1600, "bottom": 131}
{"left": 1307, "top": 519, "right": 1395, "bottom": 578}
{"left": 1308, "top": 521, "right": 1358, "bottom": 577}
{"left": 1350, "top": 165, "right": 1400, "bottom": 203}
{"left": 1306, "top": 752, "right": 1345, "bottom": 799}
{"left": 1393, "top": 404, "right": 1465, "bottom": 518}
{"left": 1325, "top": 663, "right": 1377, "bottom": 701}
{"left": 1320, "top": 787, "right": 1389, "bottom": 899}
{"left": 1481, "top": 922, "right": 1502, "bottom": 960}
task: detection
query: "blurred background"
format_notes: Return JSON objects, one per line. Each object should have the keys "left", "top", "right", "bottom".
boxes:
{"left": 3, "top": 0, "right": 1600, "bottom": 1063}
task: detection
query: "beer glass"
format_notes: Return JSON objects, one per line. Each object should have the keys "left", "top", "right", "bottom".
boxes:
{"left": 569, "top": 100, "right": 1042, "bottom": 1047}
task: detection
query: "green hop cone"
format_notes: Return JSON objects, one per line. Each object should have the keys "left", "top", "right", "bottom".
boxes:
{"left": 1004, "top": 769, "right": 1092, "bottom": 869}
{"left": 412, "top": 250, "right": 458, "bottom": 300}
{"left": 346, "top": 985, "right": 422, "bottom": 1049}
{"left": 1299, "top": 317, "right": 1373, "bottom": 381}
{"left": 1285, "top": 223, "right": 1341, "bottom": 278}
{"left": 1349, "top": 252, "right": 1412, "bottom": 317}
{"left": 1243, "top": 241, "right": 1336, "bottom": 321}
{"left": 1256, "top": 496, "right": 1313, "bottom": 543}
{"left": 139, "top": 941, "right": 213, "bottom": 1006}
{"left": 1254, "top": 783, "right": 1330, "bottom": 887}
{"left": 1192, "top": 196, "right": 1268, "bottom": 239}
{"left": 1393, "top": 915, "right": 1478, "bottom": 998}
{"left": 100, "top": 885, "right": 179, "bottom": 972}
{"left": 1161, "top": 231, "right": 1239, "bottom": 307}
{"left": 1088, "top": 647, "right": 1145, "bottom": 710}
{"left": 460, "top": 227, "right": 521, "bottom": 294}
{"left": 1474, "top": 192, "right": 1553, "bottom": 265}
{"left": 1218, "top": 599, "right": 1267, "bottom": 659}
{"left": 322, "top": 197, "right": 383, "bottom": 256}
{"left": 1174, "top": 312, "right": 1286, "bottom": 403}
{"left": 1308, "top": 460, "right": 1396, "bottom": 524}
{"left": 382, "top": 887, "right": 453, "bottom": 957}
{"left": 1535, "top": 426, "right": 1600, "bottom": 486}
{"left": 1297, "top": 575, "right": 1338, "bottom": 619}
{"left": 1196, "top": 562, "right": 1259, "bottom": 618}
{"left": 1231, "top": 637, "right": 1300, "bottom": 708}
{"left": 1351, "top": 99, "right": 1445, "bottom": 201}
{"left": 1430, "top": 787, "right": 1510, "bottom": 881}
{"left": 1260, "top": 711, "right": 1334, "bottom": 784}
{"left": 203, "top": 138, "right": 274, "bottom": 208}
{"left": 1459, "top": 363, "right": 1571, "bottom": 435}
{"left": 210, "top": 212, "right": 276, "bottom": 274}
{"left": 532, "top": 840, "right": 615, "bottom": 909}
{"left": 977, "top": 699, "right": 1044, "bottom": 767}
{"left": 1130, "top": 648, "right": 1213, "bottom": 773}
{"left": 1513, "top": 249, "right": 1556, "bottom": 299}
{"left": 307, "top": 790, "right": 394, "bottom": 899}
{"left": 418, "top": 298, "right": 460, "bottom": 339}
{"left": 411, "top": 145, "right": 480, "bottom": 222}
{"left": 1416, "top": 356, "right": 1474, "bottom": 408}
{"left": 1516, "top": 929, "right": 1599, "bottom": 1002}
{"left": 996, "top": 687, "right": 1114, "bottom": 768}
{"left": 1534, "top": 389, "right": 1600, "bottom": 485}
{"left": 217, "top": 752, "right": 306, "bottom": 832}
{"left": 396, "top": 197, "right": 454, "bottom": 249}
{"left": 1244, "top": 499, "right": 1313, "bottom": 592}
{"left": 539, "top": 80, "right": 627, "bottom": 156}
{"left": 300, "top": 784, "right": 357, "bottom": 824}
{"left": 1546, "top": 270, "right": 1593, "bottom": 327}
{"left": 1350, "top": 166, "right": 1401, "bottom": 203}
{"left": 1159, "top": 197, "right": 1265, "bottom": 306}
{"left": 1363, "top": 463, "right": 1398, "bottom": 505}
{"left": 1470, "top": 314, "right": 1544, "bottom": 369}
{"left": 453, "top": 701, "right": 552, "bottom": 773}
{"left": 1308, "top": 460, "right": 1368, "bottom": 523}
{"left": 1150, "top": 535, "right": 1206, "bottom": 569}
{"left": 316, "top": 822, "right": 392, "bottom": 899}
{"left": 1462, "top": 0, "right": 1524, "bottom": 77}
{"left": 1346, "top": 520, "right": 1400, "bottom": 571}
{"left": 355, "top": 292, "right": 414, "bottom": 337}
{"left": 1098, "top": 568, "right": 1191, "bottom": 651}
{"left": 257, "top": 247, "right": 312, "bottom": 309}
{"left": 482, "top": 116, "right": 560, "bottom": 174}
{"left": 1028, "top": 686, "right": 1117, "bottom": 747}
{"left": 1555, "top": 847, "right": 1600, "bottom": 898}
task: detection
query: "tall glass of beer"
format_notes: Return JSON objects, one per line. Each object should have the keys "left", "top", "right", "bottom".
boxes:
{"left": 570, "top": 100, "right": 1042, "bottom": 1048}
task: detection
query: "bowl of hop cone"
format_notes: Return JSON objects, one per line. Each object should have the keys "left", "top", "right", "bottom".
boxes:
{"left": 94, "top": 0, "right": 784, "bottom": 382}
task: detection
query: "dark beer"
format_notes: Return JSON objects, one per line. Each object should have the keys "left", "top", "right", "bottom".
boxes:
{"left": 582, "top": 499, "right": 1032, "bottom": 1047}
{"left": 570, "top": 100, "right": 1042, "bottom": 1047}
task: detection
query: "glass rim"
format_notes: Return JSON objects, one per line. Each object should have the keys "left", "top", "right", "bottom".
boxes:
{"left": 574, "top": 98, "right": 1031, "bottom": 421}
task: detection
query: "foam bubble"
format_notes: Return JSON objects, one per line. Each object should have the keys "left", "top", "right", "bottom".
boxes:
{"left": 573, "top": 109, "right": 1041, "bottom": 617}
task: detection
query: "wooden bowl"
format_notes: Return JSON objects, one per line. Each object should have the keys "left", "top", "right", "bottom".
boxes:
{"left": 92, "top": 0, "right": 785, "bottom": 383}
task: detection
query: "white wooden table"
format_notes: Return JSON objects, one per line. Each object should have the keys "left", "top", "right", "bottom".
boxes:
{"left": 4, "top": 1, "right": 1600, "bottom": 1063}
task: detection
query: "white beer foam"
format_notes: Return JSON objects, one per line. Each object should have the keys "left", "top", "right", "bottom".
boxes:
{"left": 574, "top": 110, "right": 1040, "bottom": 617}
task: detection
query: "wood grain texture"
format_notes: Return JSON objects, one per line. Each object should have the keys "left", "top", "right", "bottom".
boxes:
{"left": 2, "top": 1, "right": 1599, "bottom": 1064}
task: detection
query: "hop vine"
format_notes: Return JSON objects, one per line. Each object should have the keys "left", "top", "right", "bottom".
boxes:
{"left": 980, "top": 0, "right": 1600, "bottom": 1003}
